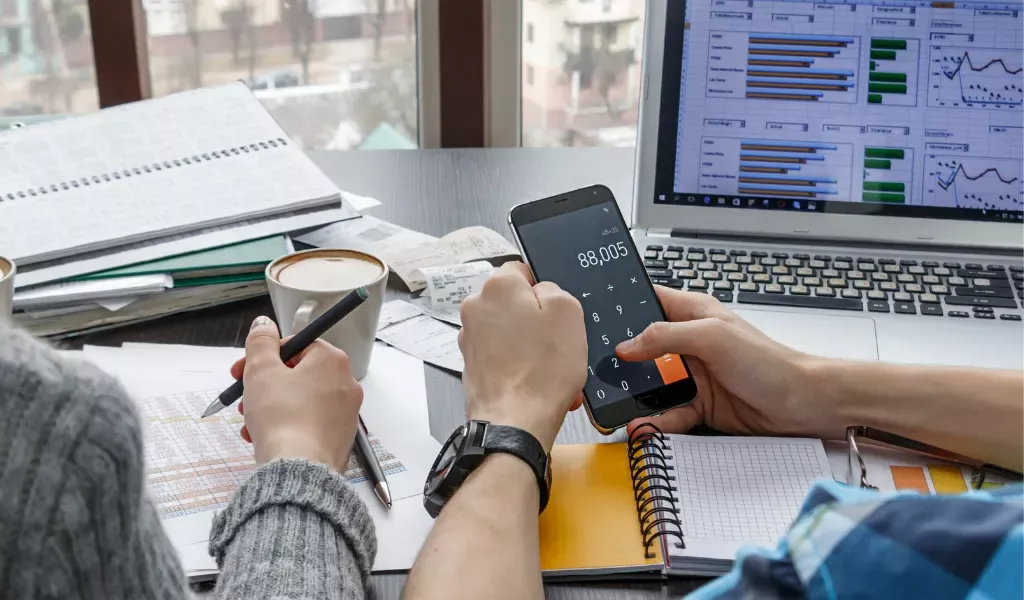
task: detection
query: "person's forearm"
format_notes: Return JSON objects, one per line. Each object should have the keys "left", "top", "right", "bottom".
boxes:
{"left": 405, "top": 454, "right": 542, "bottom": 600}
{"left": 810, "top": 359, "right": 1023, "bottom": 471}
{"left": 210, "top": 459, "right": 377, "bottom": 599}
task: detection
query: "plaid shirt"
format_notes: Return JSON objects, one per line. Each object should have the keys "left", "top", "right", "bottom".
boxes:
{"left": 687, "top": 480, "right": 1023, "bottom": 599}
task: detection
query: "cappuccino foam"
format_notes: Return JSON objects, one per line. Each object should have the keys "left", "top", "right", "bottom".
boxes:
{"left": 272, "top": 251, "right": 383, "bottom": 292}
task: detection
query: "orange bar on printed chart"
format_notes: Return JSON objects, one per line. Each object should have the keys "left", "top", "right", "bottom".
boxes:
{"left": 890, "top": 466, "right": 930, "bottom": 493}
{"left": 654, "top": 354, "right": 688, "bottom": 384}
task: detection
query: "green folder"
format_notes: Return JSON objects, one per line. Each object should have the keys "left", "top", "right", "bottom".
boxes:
{"left": 74, "top": 236, "right": 290, "bottom": 283}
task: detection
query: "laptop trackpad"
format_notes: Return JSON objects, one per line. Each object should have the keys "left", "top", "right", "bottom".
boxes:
{"left": 734, "top": 309, "right": 879, "bottom": 361}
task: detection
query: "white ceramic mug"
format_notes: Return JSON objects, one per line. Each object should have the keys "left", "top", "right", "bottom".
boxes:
{"left": 0, "top": 256, "right": 15, "bottom": 320}
{"left": 265, "top": 248, "right": 388, "bottom": 380}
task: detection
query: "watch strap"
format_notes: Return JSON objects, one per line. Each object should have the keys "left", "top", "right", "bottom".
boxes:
{"left": 482, "top": 424, "right": 551, "bottom": 512}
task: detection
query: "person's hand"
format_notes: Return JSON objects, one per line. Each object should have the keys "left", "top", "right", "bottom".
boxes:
{"left": 229, "top": 315, "right": 363, "bottom": 471}
{"left": 459, "top": 262, "right": 587, "bottom": 451}
{"left": 616, "top": 288, "right": 838, "bottom": 438}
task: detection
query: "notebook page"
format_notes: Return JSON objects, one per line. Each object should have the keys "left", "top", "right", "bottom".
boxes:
{"left": 665, "top": 436, "right": 832, "bottom": 564}
{"left": 0, "top": 83, "right": 340, "bottom": 264}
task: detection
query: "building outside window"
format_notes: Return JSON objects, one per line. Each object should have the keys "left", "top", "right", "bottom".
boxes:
{"left": 521, "top": 0, "right": 645, "bottom": 148}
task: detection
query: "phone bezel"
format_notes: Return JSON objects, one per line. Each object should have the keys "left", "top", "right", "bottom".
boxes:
{"left": 508, "top": 184, "right": 698, "bottom": 433}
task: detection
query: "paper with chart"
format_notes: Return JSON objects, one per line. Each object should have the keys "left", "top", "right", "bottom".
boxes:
{"left": 665, "top": 436, "right": 832, "bottom": 563}
{"left": 82, "top": 341, "right": 440, "bottom": 574}
{"left": 377, "top": 300, "right": 464, "bottom": 372}
{"left": 822, "top": 440, "right": 1014, "bottom": 495}
{"left": 297, "top": 216, "right": 518, "bottom": 291}
{"left": 0, "top": 83, "right": 343, "bottom": 265}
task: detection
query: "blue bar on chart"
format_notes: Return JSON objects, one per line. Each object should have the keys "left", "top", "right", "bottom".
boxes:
{"left": 706, "top": 31, "right": 861, "bottom": 104}
{"left": 697, "top": 137, "right": 854, "bottom": 200}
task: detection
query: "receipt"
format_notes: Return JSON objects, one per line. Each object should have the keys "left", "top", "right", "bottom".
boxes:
{"left": 420, "top": 262, "right": 493, "bottom": 308}
{"left": 440, "top": 227, "right": 518, "bottom": 262}
{"left": 409, "top": 297, "right": 462, "bottom": 327}
{"left": 376, "top": 300, "right": 463, "bottom": 373}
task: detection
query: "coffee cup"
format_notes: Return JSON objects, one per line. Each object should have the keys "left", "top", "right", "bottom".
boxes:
{"left": 266, "top": 249, "right": 388, "bottom": 380}
{"left": 0, "top": 256, "right": 15, "bottom": 320}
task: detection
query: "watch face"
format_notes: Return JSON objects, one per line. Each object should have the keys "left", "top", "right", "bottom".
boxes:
{"left": 424, "top": 424, "right": 467, "bottom": 498}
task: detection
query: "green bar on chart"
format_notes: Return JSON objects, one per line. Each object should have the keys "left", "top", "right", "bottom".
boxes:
{"left": 869, "top": 83, "right": 908, "bottom": 94}
{"left": 871, "top": 38, "right": 908, "bottom": 50}
{"left": 871, "top": 50, "right": 897, "bottom": 60}
{"left": 928, "top": 464, "right": 968, "bottom": 494}
{"left": 863, "top": 192, "right": 905, "bottom": 203}
{"left": 867, "top": 93, "right": 883, "bottom": 104}
{"left": 864, "top": 158, "right": 891, "bottom": 169}
{"left": 870, "top": 60, "right": 877, "bottom": 71}
{"left": 869, "top": 72, "right": 907, "bottom": 83}
{"left": 865, "top": 147, "right": 905, "bottom": 159}
{"left": 863, "top": 181, "right": 906, "bottom": 192}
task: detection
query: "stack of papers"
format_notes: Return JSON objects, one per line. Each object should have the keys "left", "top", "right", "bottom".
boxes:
{"left": 2, "top": 83, "right": 383, "bottom": 337}
{"left": 72, "top": 340, "right": 440, "bottom": 579}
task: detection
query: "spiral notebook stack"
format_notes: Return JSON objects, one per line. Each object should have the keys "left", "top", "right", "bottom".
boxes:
{"left": 539, "top": 427, "right": 832, "bottom": 579}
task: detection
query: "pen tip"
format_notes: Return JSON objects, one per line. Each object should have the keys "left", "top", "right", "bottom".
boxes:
{"left": 201, "top": 399, "right": 223, "bottom": 418}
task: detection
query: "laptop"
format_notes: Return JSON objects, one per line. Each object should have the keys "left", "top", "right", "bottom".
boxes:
{"left": 633, "top": 0, "right": 1023, "bottom": 370}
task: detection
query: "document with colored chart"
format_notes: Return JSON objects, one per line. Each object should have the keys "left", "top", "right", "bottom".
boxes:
{"left": 824, "top": 441, "right": 1014, "bottom": 494}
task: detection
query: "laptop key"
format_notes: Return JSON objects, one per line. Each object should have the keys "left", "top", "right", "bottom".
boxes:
{"left": 841, "top": 289, "right": 861, "bottom": 299}
{"left": 793, "top": 253, "right": 811, "bottom": 260}
{"left": 809, "top": 260, "right": 827, "bottom": 269}
{"left": 894, "top": 302, "right": 916, "bottom": 314}
{"left": 853, "top": 280, "right": 872, "bottom": 290}
{"left": 727, "top": 272, "right": 746, "bottom": 282}
{"left": 751, "top": 251, "right": 768, "bottom": 258}
{"left": 729, "top": 249, "right": 747, "bottom": 256}
{"left": 878, "top": 258, "right": 896, "bottom": 265}
{"left": 713, "top": 291, "right": 734, "bottom": 303}
{"left": 646, "top": 245, "right": 664, "bottom": 251}
{"left": 919, "top": 293, "right": 940, "bottom": 304}
{"left": 953, "top": 286, "right": 1014, "bottom": 299}
{"left": 900, "top": 259, "right": 917, "bottom": 266}
{"left": 667, "top": 245, "right": 687, "bottom": 252}
{"left": 943, "top": 262, "right": 962, "bottom": 269}
{"left": 868, "top": 301, "right": 890, "bottom": 313}
{"left": 932, "top": 267, "right": 951, "bottom": 276}
{"left": 737, "top": 292, "right": 862, "bottom": 311}
{"left": 714, "top": 281, "right": 734, "bottom": 290}
{"left": 987, "top": 264, "right": 1006, "bottom": 272}
{"left": 688, "top": 280, "right": 708, "bottom": 291}
{"left": 973, "top": 307, "right": 995, "bottom": 314}
{"left": 965, "top": 263, "right": 984, "bottom": 270}
{"left": 764, "top": 284, "right": 784, "bottom": 294}
{"left": 880, "top": 282, "right": 898, "bottom": 291}
{"left": 738, "top": 282, "right": 759, "bottom": 292}
{"left": 1000, "top": 314, "right": 1023, "bottom": 321}
{"left": 651, "top": 277, "right": 670, "bottom": 285}
{"left": 663, "top": 279, "right": 685, "bottom": 289}
{"left": 893, "top": 292, "right": 912, "bottom": 302}
{"left": 663, "top": 251, "right": 682, "bottom": 260}
{"left": 921, "top": 304, "right": 943, "bottom": 316}
{"left": 645, "top": 259, "right": 669, "bottom": 268}
{"left": 835, "top": 256, "right": 853, "bottom": 262}
{"left": 790, "top": 285, "right": 810, "bottom": 295}
{"left": 944, "top": 296, "right": 1018, "bottom": 309}
{"left": 813, "top": 254, "right": 832, "bottom": 261}
{"left": 1010, "top": 265, "right": 1024, "bottom": 273}
{"left": 772, "top": 252, "right": 789, "bottom": 259}
{"left": 804, "top": 277, "right": 822, "bottom": 287}
{"left": 647, "top": 269, "right": 673, "bottom": 278}
{"left": 957, "top": 270, "right": 1008, "bottom": 279}
{"left": 975, "top": 312, "right": 996, "bottom": 320}
{"left": 644, "top": 251, "right": 660, "bottom": 259}
{"left": 677, "top": 269, "right": 697, "bottom": 279}
{"left": 815, "top": 287, "right": 836, "bottom": 297}
{"left": 908, "top": 266, "right": 926, "bottom": 275}
{"left": 948, "top": 310, "right": 969, "bottom": 318}
{"left": 947, "top": 276, "right": 966, "bottom": 286}
{"left": 867, "top": 290, "right": 886, "bottom": 300}
{"left": 922, "top": 261, "right": 940, "bottom": 268}
{"left": 883, "top": 264, "right": 901, "bottom": 273}
{"left": 735, "top": 256, "right": 754, "bottom": 265}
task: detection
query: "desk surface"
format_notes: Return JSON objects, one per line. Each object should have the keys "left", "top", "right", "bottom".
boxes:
{"left": 73, "top": 148, "right": 705, "bottom": 599}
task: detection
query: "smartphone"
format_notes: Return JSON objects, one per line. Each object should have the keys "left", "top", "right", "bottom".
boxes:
{"left": 509, "top": 184, "right": 698, "bottom": 433}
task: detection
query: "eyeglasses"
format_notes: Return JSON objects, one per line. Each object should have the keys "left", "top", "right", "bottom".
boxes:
{"left": 846, "top": 426, "right": 1022, "bottom": 491}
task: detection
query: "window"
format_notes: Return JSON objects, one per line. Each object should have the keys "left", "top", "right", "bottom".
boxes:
{"left": 0, "top": 1, "right": 99, "bottom": 119}
{"left": 143, "top": 0, "right": 419, "bottom": 150}
{"left": 520, "top": 0, "right": 645, "bottom": 148}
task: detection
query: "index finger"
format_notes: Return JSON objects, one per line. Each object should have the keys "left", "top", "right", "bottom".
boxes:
{"left": 498, "top": 261, "right": 536, "bottom": 285}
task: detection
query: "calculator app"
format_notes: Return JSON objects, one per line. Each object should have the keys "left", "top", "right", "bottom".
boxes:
{"left": 516, "top": 201, "right": 689, "bottom": 408}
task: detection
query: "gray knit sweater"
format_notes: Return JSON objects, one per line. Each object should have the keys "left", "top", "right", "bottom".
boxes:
{"left": 0, "top": 326, "right": 376, "bottom": 599}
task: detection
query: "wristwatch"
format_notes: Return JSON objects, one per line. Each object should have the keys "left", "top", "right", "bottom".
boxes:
{"left": 423, "top": 420, "right": 551, "bottom": 518}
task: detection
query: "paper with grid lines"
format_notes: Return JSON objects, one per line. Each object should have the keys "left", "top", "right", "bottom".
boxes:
{"left": 664, "top": 435, "right": 832, "bottom": 565}
{"left": 0, "top": 82, "right": 340, "bottom": 264}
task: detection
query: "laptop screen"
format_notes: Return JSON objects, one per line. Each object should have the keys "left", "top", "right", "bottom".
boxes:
{"left": 651, "top": 0, "right": 1023, "bottom": 224}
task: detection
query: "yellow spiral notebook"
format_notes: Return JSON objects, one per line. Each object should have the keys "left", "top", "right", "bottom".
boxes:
{"left": 539, "top": 427, "right": 833, "bottom": 579}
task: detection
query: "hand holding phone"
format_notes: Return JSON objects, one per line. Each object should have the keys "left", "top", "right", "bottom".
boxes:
{"left": 509, "top": 185, "right": 698, "bottom": 433}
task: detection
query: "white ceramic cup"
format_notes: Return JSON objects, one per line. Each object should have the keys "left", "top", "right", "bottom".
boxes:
{"left": 265, "top": 248, "right": 388, "bottom": 380}
{"left": 0, "top": 256, "right": 15, "bottom": 320}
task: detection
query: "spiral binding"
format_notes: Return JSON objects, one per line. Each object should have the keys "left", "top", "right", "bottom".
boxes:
{"left": 1, "top": 137, "right": 290, "bottom": 203}
{"left": 628, "top": 423, "right": 685, "bottom": 559}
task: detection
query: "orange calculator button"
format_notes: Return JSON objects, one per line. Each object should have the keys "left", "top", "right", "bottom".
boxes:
{"left": 654, "top": 353, "right": 688, "bottom": 384}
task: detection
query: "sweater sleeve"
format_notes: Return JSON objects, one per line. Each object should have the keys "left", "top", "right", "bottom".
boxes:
{"left": 209, "top": 458, "right": 377, "bottom": 599}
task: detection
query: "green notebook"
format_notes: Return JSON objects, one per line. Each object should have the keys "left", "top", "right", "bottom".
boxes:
{"left": 74, "top": 236, "right": 291, "bottom": 282}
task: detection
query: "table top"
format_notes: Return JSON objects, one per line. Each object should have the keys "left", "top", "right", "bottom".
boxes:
{"left": 72, "top": 148, "right": 706, "bottom": 599}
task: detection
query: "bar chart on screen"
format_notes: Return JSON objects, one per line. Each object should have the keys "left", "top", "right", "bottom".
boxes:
{"left": 698, "top": 136, "right": 854, "bottom": 199}
{"left": 706, "top": 31, "right": 861, "bottom": 104}
{"left": 866, "top": 38, "right": 921, "bottom": 107}
{"left": 862, "top": 146, "right": 914, "bottom": 204}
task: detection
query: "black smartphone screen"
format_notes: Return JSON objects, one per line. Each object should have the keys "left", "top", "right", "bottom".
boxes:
{"left": 511, "top": 186, "right": 697, "bottom": 430}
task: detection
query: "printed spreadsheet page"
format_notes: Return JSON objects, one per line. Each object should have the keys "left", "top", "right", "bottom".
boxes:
{"left": 665, "top": 435, "right": 833, "bottom": 562}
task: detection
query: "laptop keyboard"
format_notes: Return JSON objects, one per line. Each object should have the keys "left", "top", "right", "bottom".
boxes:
{"left": 644, "top": 245, "right": 1023, "bottom": 320}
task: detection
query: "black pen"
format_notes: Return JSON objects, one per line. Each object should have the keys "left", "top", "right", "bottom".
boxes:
{"left": 201, "top": 287, "right": 369, "bottom": 418}
{"left": 355, "top": 415, "right": 393, "bottom": 509}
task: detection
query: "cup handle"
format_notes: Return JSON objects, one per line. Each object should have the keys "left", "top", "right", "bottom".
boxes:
{"left": 293, "top": 299, "right": 319, "bottom": 335}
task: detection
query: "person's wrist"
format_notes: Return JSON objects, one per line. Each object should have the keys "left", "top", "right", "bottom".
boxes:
{"left": 794, "top": 355, "right": 851, "bottom": 438}
{"left": 257, "top": 432, "right": 348, "bottom": 472}
{"left": 468, "top": 395, "right": 564, "bottom": 452}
